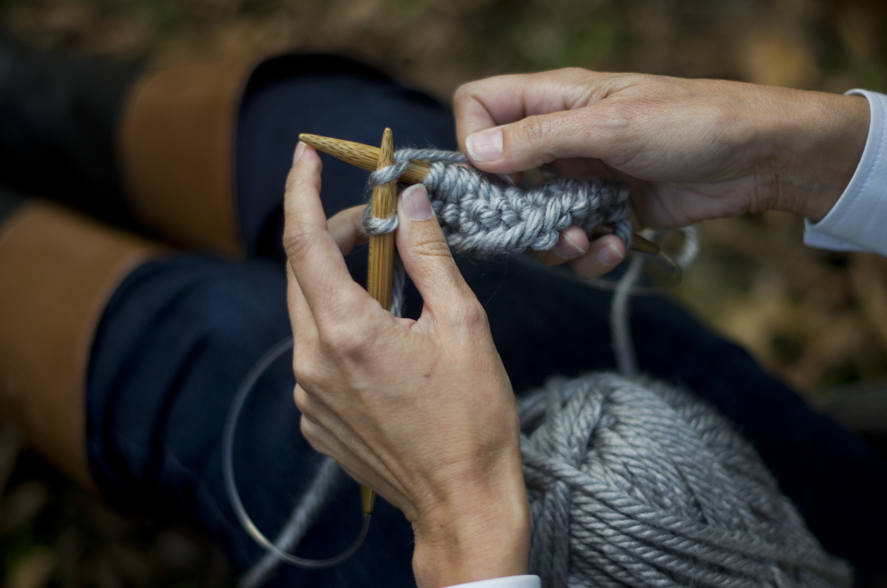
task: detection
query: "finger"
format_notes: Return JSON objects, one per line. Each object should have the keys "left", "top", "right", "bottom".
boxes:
{"left": 530, "top": 225, "right": 590, "bottom": 265}
{"left": 293, "top": 384, "right": 350, "bottom": 457}
{"left": 455, "top": 70, "right": 648, "bottom": 175}
{"left": 463, "top": 107, "right": 631, "bottom": 175}
{"left": 286, "top": 261, "right": 319, "bottom": 359}
{"left": 297, "top": 409, "right": 375, "bottom": 489}
{"left": 567, "top": 234, "right": 626, "bottom": 279}
{"left": 283, "top": 144, "right": 366, "bottom": 323}
{"left": 454, "top": 70, "right": 593, "bottom": 149}
{"left": 394, "top": 184, "right": 475, "bottom": 318}
{"left": 294, "top": 386, "right": 411, "bottom": 510}
{"left": 327, "top": 205, "right": 369, "bottom": 256}
{"left": 298, "top": 414, "right": 412, "bottom": 514}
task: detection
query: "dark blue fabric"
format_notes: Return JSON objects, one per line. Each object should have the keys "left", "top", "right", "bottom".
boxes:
{"left": 87, "top": 255, "right": 417, "bottom": 586}
{"left": 235, "top": 53, "right": 457, "bottom": 259}
{"left": 86, "top": 55, "right": 887, "bottom": 587}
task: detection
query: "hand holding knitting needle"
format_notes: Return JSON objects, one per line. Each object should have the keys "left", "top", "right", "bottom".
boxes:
{"left": 284, "top": 142, "right": 530, "bottom": 588}
{"left": 455, "top": 68, "right": 869, "bottom": 278}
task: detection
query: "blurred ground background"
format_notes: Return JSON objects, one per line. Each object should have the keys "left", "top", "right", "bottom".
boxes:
{"left": 2, "top": 0, "right": 887, "bottom": 585}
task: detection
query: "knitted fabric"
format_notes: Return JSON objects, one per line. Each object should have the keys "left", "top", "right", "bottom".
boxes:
{"left": 362, "top": 149, "right": 632, "bottom": 256}
{"left": 518, "top": 373, "right": 851, "bottom": 588}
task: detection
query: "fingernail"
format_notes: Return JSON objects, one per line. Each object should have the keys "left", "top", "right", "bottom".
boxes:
{"left": 597, "top": 243, "right": 624, "bottom": 267}
{"left": 553, "top": 233, "right": 587, "bottom": 260}
{"left": 402, "top": 184, "right": 434, "bottom": 221}
{"left": 466, "top": 129, "right": 503, "bottom": 163}
{"left": 293, "top": 141, "right": 306, "bottom": 165}
{"left": 496, "top": 173, "right": 516, "bottom": 186}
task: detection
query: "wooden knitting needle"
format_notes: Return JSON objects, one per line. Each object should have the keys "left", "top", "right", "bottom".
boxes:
{"left": 366, "top": 128, "right": 397, "bottom": 312}
{"left": 299, "top": 133, "right": 659, "bottom": 254}
{"left": 360, "top": 128, "right": 398, "bottom": 516}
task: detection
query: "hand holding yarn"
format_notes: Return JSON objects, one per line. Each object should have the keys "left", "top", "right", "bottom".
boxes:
{"left": 283, "top": 144, "right": 530, "bottom": 588}
{"left": 455, "top": 68, "right": 869, "bottom": 276}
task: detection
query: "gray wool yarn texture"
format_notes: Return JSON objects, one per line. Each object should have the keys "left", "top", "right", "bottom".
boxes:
{"left": 518, "top": 374, "right": 851, "bottom": 588}
{"left": 362, "top": 149, "right": 633, "bottom": 256}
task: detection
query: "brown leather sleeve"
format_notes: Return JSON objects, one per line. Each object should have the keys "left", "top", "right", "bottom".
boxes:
{"left": 119, "top": 56, "right": 259, "bottom": 256}
{"left": 0, "top": 202, "right": 163, "bottom": 489}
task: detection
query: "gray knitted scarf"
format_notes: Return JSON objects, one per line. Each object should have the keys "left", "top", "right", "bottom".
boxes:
{"left": 240, "top": 150, "right": 851, "bottom": 588}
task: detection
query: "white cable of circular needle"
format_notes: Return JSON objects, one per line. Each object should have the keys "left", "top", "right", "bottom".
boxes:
{"left": 222, "top": 336, "right": 371, "bottom": 570}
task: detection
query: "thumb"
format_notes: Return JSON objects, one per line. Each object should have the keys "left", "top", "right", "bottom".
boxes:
{"left": 464, "top": 108, "right": 613, "bottom": 174}
{"left": 395, "top": 184, "right": 474, "bottom": 315}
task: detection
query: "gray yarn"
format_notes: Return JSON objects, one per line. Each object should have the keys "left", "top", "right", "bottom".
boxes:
{"left": 610, "top": 256, "right": 645, "bottom": 376}
{"left": 239, "top": 158, "right": 850, "bottom": 587}
{"left": 518, "top": 373, "right": 851, "bottom": 588}
{"left": 240, "top": 457, "right": 344, "bottom": 588}
{"left": 363, "top": 149, "right": 633, "bottom": 256}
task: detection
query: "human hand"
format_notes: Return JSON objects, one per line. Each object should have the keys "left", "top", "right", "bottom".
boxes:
{"left": 283, "top": 143, "right": 530, "bottom": 588}
{"left": 454, "top": 68, "right": 869, "bottom": 278}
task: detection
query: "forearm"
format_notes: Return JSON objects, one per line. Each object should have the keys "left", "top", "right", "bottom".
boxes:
{"left": 413, "top": 492, "right": 530, "bottom": 588}
{"left": 755, "top": 87, "right": 869, "bottom": 221}
{"left": 411, "top": 461, "right": 530, "bottom": 588}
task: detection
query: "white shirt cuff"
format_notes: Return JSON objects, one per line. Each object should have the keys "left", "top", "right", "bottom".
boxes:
{"left": 803, "top": 89, "right": 887, "bottom": 256}
{"left": 444, "top": 575, "right": 541, "bottom": 588}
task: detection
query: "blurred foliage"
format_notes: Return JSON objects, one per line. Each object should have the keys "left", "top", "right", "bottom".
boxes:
{"left": 1, "top": 0, "right": 886, "bottom": 96}
{"left": 2, "top": 0, "right": 887, "bottom": 586}
{"left": 0, "top": 425, "right": 232, "bottom": 588}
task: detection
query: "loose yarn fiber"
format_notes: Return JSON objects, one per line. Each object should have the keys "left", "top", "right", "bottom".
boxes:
{"left": 362, "top": 149, "right": 633, "bottom": 256}
{"left": 518, "top": 373, "right": 851, "bottom": 588}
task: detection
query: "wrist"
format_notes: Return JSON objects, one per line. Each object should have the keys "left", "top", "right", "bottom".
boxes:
{"left": 411, "top": 462, "right": 530, "bottom": 588}
{"left": 761, "top": 89, "right": 869, "bottom": 221}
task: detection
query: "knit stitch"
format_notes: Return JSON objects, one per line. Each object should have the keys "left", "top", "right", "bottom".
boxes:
{"left": 362, "top": 149, "right": 632, "bottom": 256}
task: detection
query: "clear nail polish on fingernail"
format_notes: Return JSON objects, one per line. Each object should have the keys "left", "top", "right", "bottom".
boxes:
{"left": 403, "top": 184, "right": 434, "bottom": 221}
{"left": 597, "top": 243, "right": 624, "bottom": 267}
{"left": 554, "top": 234, "right": 587, "bottom": 260}
{"left": 466, "top": 129, "right": 503, "bottom": 163}
{"left": 293, "top": 141, "right": 306, "bottom": 164}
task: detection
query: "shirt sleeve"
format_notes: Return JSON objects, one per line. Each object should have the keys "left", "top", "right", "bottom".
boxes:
{"left": 803, "top": 89, "right": 887, "bottom": 256}
{"left": 444, "top": 575, "right": 541, "bottom": 588}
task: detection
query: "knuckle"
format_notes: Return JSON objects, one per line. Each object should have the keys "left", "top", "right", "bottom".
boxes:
{"left": 517, "top": 114, "right": 556, "bottom": 149}
{"left": 449, "top": 297, "right": 489, "bottom": 333}
{"left": 453, "top": 77, "right": 494, "bottom": 108}
{"left": 452, "top": 82, "right": 474, "bottom": 108}
{"left": 292, "top": 345, "right": 325, "bottom": 391}
{"left": 292, "top": 385, "right": 317, "bottom": 418}
{"left": 412, "top": 233, "right": 454, "bottom": 261}
{"left": 299, "top": 417, "right": 330, "bottom": 455}
{"left": 282, "top": 219, "right": 315, "bottom": 260}
{"left": 293, "top": 385, "right": 307, "bottom": 410}
{"left": 318, "top": 321, "right": 368, "bottom": 358}
{"left": 510, "top": 115, "right": 562, "bottom": 166}
{"left": 558, "top": 66, "right": 591, "bottom": 81}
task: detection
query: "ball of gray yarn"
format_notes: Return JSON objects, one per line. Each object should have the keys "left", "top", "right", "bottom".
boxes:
{"left": 517, "top": 373, "right": 852, "bottom": 588}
